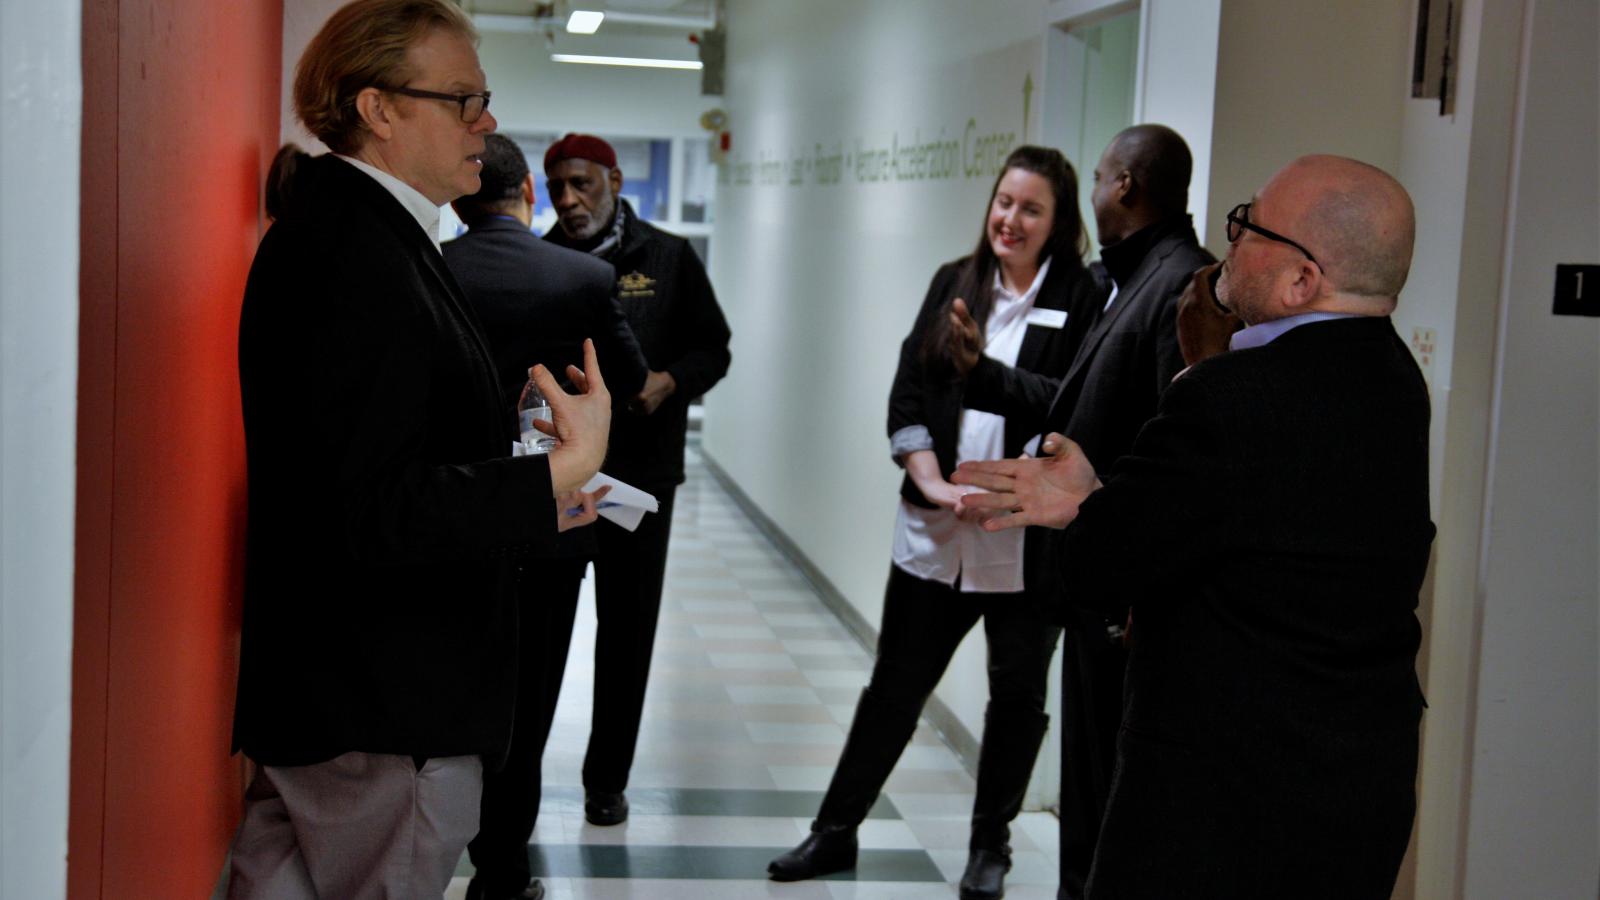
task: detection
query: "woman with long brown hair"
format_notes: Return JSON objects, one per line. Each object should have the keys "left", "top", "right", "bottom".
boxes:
{"left": 767, "top": 145, "right": 1102, "bottom": 900}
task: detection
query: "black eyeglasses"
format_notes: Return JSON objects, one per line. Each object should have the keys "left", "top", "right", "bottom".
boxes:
{"left": 1226, "top": 202, "right": 1319, "bottom": 268}
{"left": 385, "top": 86, "right": 492, "bottom": 123}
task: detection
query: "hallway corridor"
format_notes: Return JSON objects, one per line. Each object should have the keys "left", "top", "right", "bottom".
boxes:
{"left": 446, "top": 445, "right": 1062, "bottom": 898}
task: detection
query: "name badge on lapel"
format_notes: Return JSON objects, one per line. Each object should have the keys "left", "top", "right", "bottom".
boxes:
{"left": 1026, "top": 308, "right": 1068, "bottom": 329}
{"left": 619, "top": 271, "right": 656, "bottom": 299}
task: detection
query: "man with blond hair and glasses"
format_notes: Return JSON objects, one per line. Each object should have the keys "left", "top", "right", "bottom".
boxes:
{"left": 227, "top": 1, "right": 612, "bottom": 896}
{"left": 956, "top": 155, "right": 1434, "bottom": 898}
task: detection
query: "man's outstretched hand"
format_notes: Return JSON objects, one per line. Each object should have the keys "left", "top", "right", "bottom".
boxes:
{"left": 952, "top": 433, "right": 1102, "bottom": 530}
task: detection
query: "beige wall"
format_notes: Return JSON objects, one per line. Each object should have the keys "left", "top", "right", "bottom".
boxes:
{"left": 1203, "top": 0, "right": 1411, "bottom": 259}
{"left": 1457, "top": 1, "right": 1598, "bottom": 894}
{"left": 1394, "top": 1, "right": 1528, "bottom": 895}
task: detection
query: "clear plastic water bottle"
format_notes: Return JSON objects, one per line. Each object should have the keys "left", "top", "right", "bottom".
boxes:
{"left": 517, "top": 378, "right": 557, "bottom": 454}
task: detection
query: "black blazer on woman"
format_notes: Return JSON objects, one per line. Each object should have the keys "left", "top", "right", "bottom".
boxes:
{"left": 886, "top": 256, "right": 1101, "bottom": 508}
{"left": 235, "top": 155, "right": 562, "bottom": 767}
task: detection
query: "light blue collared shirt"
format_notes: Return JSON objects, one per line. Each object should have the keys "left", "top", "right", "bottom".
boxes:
{"left": 1229, "top": 311, "right": 1362, "bottom": 352}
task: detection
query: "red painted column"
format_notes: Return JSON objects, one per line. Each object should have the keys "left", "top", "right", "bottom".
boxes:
{"left": 71, "top": 0, "right": 283, "bottom": 895}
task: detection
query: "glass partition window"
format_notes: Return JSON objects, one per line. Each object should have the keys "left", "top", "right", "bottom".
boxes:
{"left": 680, "top": 136, "right": 717, "bottom": 225}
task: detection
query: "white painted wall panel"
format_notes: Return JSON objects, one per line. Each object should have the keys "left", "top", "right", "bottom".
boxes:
{"left": 704, "top": 0, "right": 1051, "bottom": 761}
{"left": 0, "top": 3, "right": 81, "bottom": 897}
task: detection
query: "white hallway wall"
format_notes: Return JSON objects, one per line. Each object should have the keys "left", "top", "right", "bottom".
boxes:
{"left": 0, "top": 3, "right": 80, "bottom": 898}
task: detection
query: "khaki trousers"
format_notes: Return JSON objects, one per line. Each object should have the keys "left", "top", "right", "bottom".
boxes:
{"left": 226, "top": 751, "right": 482, "bottom": 900}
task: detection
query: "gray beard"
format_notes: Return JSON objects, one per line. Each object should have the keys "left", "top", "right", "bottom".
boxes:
{"left": 585, "top": 198, "right": 626, "bottom": 260}
{"left": 570, "top": 193, "right": 616, "bottom": 242}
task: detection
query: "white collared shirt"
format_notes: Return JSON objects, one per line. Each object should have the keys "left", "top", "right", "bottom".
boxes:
{"left": 892, "top": 258, "right": 1052, "bottom": 594}
{"left": 335, "top": 154, "right": 443, "bottom": 253}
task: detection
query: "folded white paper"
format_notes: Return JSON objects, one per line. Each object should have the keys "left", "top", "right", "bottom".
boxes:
{"left": 583, "top": 472, "right": 659, "bottom": 532}
{"left": 512, "top": 444, "right": 659, "bottom": 531}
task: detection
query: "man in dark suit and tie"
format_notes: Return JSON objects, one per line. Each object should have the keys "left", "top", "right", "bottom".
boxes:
{"left": 955, "top": 154, "right": 1433, "bottom": 899}
{"left": 443, "top": 133, "right": 649, "bottom": 900}
{"left": 227, "top": 2, "right": 611, "bottom": 896}
{"left": 953, "top": 124, "right": 1213, "bottom": 897}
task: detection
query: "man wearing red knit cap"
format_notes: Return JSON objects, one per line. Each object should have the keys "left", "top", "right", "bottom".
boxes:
{"left": 541, "top": 133, "right": 732, "bottom": 826}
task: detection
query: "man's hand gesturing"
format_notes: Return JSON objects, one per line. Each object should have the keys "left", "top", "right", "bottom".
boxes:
{"left": 533, "top": 338, "right": 612, "bottom": 494}
{"left": 952, "top": 433, "right": 1102, "bottom": 530}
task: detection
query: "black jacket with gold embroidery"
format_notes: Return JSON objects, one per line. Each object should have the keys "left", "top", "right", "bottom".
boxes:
{"left": 547, "top": 201, "right": 732, "bottom": 487}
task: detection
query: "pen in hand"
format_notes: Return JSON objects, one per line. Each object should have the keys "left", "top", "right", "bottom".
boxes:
{"left": 566, "top": 500, "right": 622, "bottom": 516}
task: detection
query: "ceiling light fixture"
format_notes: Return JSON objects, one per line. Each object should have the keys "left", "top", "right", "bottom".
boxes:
{"left": 550, "top": 53, "right": 703, "bottom": 70}
{"left": 565, "top": 10, "right": 604, "bottom": 34}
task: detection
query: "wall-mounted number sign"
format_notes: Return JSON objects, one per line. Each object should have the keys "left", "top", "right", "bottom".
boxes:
{"left": 1553, "top": 264, "right": 1600, "bottom": 317}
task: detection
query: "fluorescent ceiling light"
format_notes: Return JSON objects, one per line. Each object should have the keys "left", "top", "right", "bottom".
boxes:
{"left": 551, "top": 53, "right": 702, "bottom": 70}
{"left": 566, "top": 10, "right": 604, "bottom": 34}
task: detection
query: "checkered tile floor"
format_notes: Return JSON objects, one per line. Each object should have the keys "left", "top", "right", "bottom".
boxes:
{"left": 448, "top": 445, "right": 1062, "bottom": 898}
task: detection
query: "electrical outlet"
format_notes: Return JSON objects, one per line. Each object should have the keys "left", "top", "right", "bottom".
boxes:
{"left": 1410, "top": 326, "right": 1436, "bottom": 389}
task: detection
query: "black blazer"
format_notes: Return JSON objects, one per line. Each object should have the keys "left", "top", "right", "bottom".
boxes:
{"left": 1063, "top": 317, "right": 1435, "bottom": 897}
{"left": 234, "top": 155, "right": 559, "bottom": 767}
{"left": 887, "top": 256, "right": 1100, "bottom": 508}
{"left": 547, "top": 201, "right": 731, "bottom": 488}
{"left": 965, "top": 219, "right": 1212, "bottom": 468}
{"left": 443, "top": 217, "right": 649, "bottom": 410}
{"left": 965, "top": 220, "right": 1213, "bottom": 605}
{"left": 444, "top": 217, "right": 649, "bottom": 560}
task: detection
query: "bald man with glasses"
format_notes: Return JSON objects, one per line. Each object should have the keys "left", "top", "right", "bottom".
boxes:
{"left": 955, "top": 155, "right": 1434, "bottom": 899}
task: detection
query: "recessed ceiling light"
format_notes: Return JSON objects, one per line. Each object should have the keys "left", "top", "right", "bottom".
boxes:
{"left": 551, "top": 53, "right": 703, "bottom": 70}
{"left": 566, "top": 10, "right": 604, "bottom": 34}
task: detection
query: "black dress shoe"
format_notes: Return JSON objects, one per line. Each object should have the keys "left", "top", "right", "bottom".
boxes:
{"left": 465, "top": 877, "right": 545, "bottom": 900}
{"left": 767, "top": 827, "right": 858, "bottom": 881}
{"left": 958, "top": 847, "right": 1012, "bottom": 900}
{"left": 585, "top": 790, "right": 629, "bottom": 825}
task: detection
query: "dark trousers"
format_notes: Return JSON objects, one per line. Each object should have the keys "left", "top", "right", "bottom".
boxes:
{"left": 467, "top": 558, "right": 588, "bottom": 894}
{"left": 816, "top": 564, "right": 1060, "bottom": 850}
{"left": 1058, "top": 612, "right": 1127, "bottom": 900}
{"left": 584, "top": 483, "right": 678, "bottom": 793}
